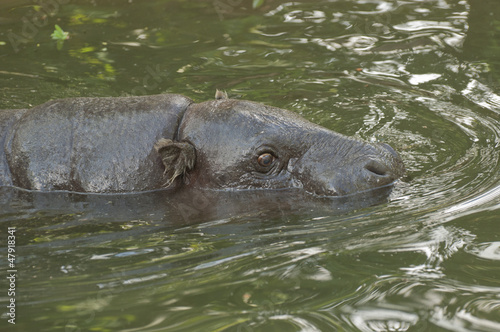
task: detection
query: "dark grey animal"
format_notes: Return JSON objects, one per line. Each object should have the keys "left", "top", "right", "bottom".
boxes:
{"left": 0, "top": 93, "right": 404, "bottom": 196}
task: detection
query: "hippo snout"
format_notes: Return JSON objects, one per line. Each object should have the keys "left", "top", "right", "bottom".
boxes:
{"left": 292, "top": 139, "right": 405, "bottom": 197}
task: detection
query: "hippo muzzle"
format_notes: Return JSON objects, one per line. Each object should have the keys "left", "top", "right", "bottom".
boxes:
{"left": 291, "top": 138, "right": 405, "bottom": 196}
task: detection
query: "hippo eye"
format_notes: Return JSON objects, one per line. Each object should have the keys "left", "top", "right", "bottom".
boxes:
{"left": 257, "top": 153, "right": 275, "bottom": 169}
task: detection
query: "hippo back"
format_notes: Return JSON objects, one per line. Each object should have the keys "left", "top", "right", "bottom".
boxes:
{"left": 5, "top": 94, "right": 192, "bottom": 192}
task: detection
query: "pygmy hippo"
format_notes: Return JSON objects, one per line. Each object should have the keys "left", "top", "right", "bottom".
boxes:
{"left": 0, "top": 92, "right": 404, "bottom": 196}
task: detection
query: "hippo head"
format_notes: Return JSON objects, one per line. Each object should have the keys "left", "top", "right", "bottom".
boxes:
{"left": 156, "top": 98, "right": 404, "bottom": 196}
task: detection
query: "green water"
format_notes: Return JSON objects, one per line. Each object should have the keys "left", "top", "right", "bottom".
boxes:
{"left": 1, "top": 0, "right": 500, "bottom": 331}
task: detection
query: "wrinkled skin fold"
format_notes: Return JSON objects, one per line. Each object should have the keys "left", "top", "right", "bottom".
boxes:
{"left": 0, "top": 94, "right": 404, "bottom": 196}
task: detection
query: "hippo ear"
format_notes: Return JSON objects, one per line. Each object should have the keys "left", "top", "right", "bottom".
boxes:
{"left": 154, "top": 138, "right": 196, "bottom": 187}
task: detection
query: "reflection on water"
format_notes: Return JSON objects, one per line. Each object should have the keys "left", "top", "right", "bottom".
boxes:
{"left": 1, "top": 0, "right": 500, "bottom": 331}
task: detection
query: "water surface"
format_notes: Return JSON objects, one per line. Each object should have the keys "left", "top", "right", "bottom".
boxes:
{"left": 1, "top": 0, "right": 500, "bottom": 331}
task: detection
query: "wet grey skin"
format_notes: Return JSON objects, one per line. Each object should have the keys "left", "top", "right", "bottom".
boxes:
{"left": 0, "top": 93, "right": 404, "bottom": 196}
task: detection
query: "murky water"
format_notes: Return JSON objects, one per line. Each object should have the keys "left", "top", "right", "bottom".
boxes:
{"left": 1, "top": 0, "right": 500, "bottom": 331}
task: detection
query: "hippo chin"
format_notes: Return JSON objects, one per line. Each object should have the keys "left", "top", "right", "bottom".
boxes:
{"left": 0, "top": 92, "right": 404, "bottom": 196}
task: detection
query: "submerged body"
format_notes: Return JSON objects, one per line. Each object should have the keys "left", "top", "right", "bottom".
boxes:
{"left": 0, "top": 93, "right": 404, "bottom": 196}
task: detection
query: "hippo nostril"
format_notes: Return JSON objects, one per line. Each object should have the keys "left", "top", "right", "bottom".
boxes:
{"left": 365, "top": 160, "right": 389, "bottom": 177}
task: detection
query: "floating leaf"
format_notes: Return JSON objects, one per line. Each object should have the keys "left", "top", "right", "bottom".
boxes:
{"left": 51, "top": 24, "right": 69, "bottom": 41}
{"left": 51, "top": 25, "right": 69, "bottom": 50}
